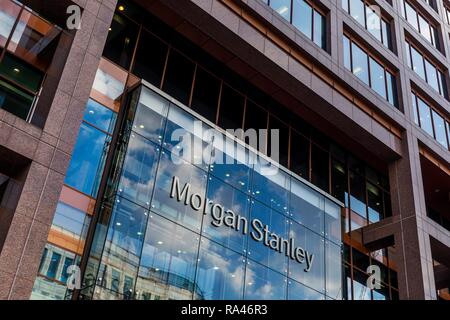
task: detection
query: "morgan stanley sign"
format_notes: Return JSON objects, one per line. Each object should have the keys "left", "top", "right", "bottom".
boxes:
{"left": 169, "top": 176, "right": 315, "bottom": 272}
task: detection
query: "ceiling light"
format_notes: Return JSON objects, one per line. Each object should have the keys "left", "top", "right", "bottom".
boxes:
{"left": 157, "top": 241, "right": 163, "bottom": 245}
{"left": 13, "top": 68, "right": 20, "bottom": 73}
{"left": 118, "top": 5, "right": 125, "bottom": 11}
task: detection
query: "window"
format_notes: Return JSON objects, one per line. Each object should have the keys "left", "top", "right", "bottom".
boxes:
{"left": 350, "top": 41, "right": 369, "bottom": 84}
{"left": 405, "top": 41, "right": 448, "bottom": 99}
{"left": 401, "top": 0, "right": 440, "bottom": 50}
{"left": 412, "top": 92, "right": 449, "bottom": 150}
{"left": 162, "top": 49, "right": 195, "bottom": 105}
{"left": 191, "top": 67, "right": 220, "bottom": 123}
{"left": 132, "top": 30, "right": 168, "bottom": 88}
{"left": 266, "top": 0, "right": 327, "bottom": 50}
{"left": 0, "top": 53, "right": 43, "bottom": 120}
{"left": 343, "top": 35, "right": 397, "bottom": 107}
{"left": 342, "top": 0, "right": 393, "bottom": 51}
{"left": 103, "top": 13, "right": 139, "bottom": 70}
{"left": 270, "top": 0, "right": 291, "bottom": 21}
{"left": 46, "top": 252, "right": 61, "bottom": 279}
{"left": 65, "top": 100, "right": 116, "bottom": 197}
{"left": 217, "top": 85, "right": 245, "bottom": 131}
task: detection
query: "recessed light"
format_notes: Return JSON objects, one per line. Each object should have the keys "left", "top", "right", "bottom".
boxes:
{"left": 13, "top": 68, "right": 20, "bottom": 73}
{"left": 157, "top": 241, "right": 163, "bottom": 245}
{"left": 118, "top": 5, "right": 125, "bottom": 11}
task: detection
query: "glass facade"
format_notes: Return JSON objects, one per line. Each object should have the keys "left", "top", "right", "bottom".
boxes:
{"left": 81, "top": 86, "right": 343, "bottom": 300}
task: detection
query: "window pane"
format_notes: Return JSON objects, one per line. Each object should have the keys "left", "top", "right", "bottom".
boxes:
{"left": 288, "top": 221, "right": 325, "bottom": 293}
{"left": 311, "top": 144, "right": 329, "bottom": 192}
{"left": 162, "top": 50, "right": 195, "bottom": 105}
{"left": 367, "top": 182, "right": 382, "bottom": 223}
{"left": 405, "top": 2, "right": 418, "bottom": 30}
{"left": 117, "top": 134, "right": 159, "bottom": 206}
{"left": 252, "top": 159, "right": 290, "bottom": 215}
{"left": 131, "top": 87, "right": 169, "bottom": 144}
{"left": 288, "top": 279, "right": 323, "bottom": 300}
{"left": 326, "top": 241, "right": 342, "bottom": 299}
{"left": 313, "top": 10, "right": 325, "bottom": 49}
{"left": 292, "top": 0, "right": 312, "bottom": 39}
{"left": 410, "top": 46, "right": 425, "bottom": 80}
{"left": 418, "top": 15, "right": 431, "bottom": 43}
{"left": 437, "top": 70, "right": 447, "bottom": 98}
{"left": 132, "top": 30, "right": 168, "bottom": 88}
{"left": 325, "top": 199, "right": 342, "bottom": 245}
{"left": 244, "top": 261, "right": 287, "bottom": 300}
{"left": 290, "top": 130, "right": 310, "bottom": 179}
{"left": 268, "top": 115, "right": 289, "bottom": 167}
{"left": 191, "top": 68, "right": 220, "bottom": 123}
{"left": 47, "top": 252, "right": 61, "bottom": 279}
{"left": 369, "top": 58, "right": 386, "bottom": 99}
{"left": 350, "top": 0, "right": 365, "bottom": 27}
{"left": 386, "top": 71, "right": 397, "bottom": 107}
{"left": 270, "top": 0, "right": 291, "bottom": 21}
{"left": 7, "top": 8, "right": 58, "bottom": 66}
{"left": 349, "top": 171, "right": 367, "bottom": 218}
{"left": 203, "top": 176, "right": 249, "bottom": 253}
{"left": 381, "top": 20, "right": 392, "bottom": 49}
{"left": 83, "top": 99, "right": 116, "bottom": 133}
{"left": 366, "top": 6, "right": 381, "bottom": 41}
{"left": 424, "top": 60, "right": 439, "bottom": 92}
{"left": 405, "top": 42, "right": 411, "bottom": 68}
{"left": 134, "top": 214, "right": 199, "bottom": 300}
{"left": 331, "top": 159, "right": 347, "bottom": 203}
{"left": 290, "top": 179, "right": 325, "bottom": 235}
{"left": 243, "top": 100, "right": 268, "bottom": 149}
{"left": 0, "top": 0, "right": 22, "bottom": 47}
{"left": 432, "top": 110, "right": 448, "bottom": 149}
{"left": 218, "top": 85, "right": 245, "bottom": 131}
{"left": 411, "top": 93, "right": 419, "bottom": 125}
{"left": 417, "top": 98, "right": 433, "bottom": 136}
{"left": 103, "top": 13, "right": 138, "bottom": 70}
{"left": 343, "top": 36, "right": 351, "bottom": 71}
{"left": 60, "top": 257, "right": 74, "bottom": 283}
{"left": 195, "top": 238, "right": 245, "bottom": 300}
{"left": 0, "top": 78, "right": 34, "bottom": 120}
{"left": 247, "top": 200, "right": 289, "bottom": 273}
{"left": 65, "top": 123, "right": 110, "bottom": 196}
{"left": 150, "top": 150, "right": 208, "bottom": 232}
{"left": 0, "top": 53, "right": 43, "bottom": 91}
{"left": 351, "top": 42, "right": 369, "bottom": 84}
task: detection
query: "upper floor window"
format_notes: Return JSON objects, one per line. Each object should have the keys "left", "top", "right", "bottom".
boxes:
{"left": 0, "top": 0, "right": 63, "bottom": 123}
{"left": 342, "top": 0, "right": 393, "bottom": 51}
{"left": 400, "top": 0, "right": 441, "bottom": 51}
{"left": 264, "top": 0, "right": 327, "bottom": 50}
{"left": 343, "top": 35, "right": 398, "bottom": 108}
{"left": 422, "top": 0, "right": 438, "bottom": 12}
{"left": 411, "top": 92, "right": 450, "bottom": 150}
{"left": 405, "top": 40, "right": 448, "bottom": 99}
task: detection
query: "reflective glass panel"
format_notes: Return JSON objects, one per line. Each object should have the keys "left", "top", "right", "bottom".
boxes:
{"left": 290, "top": 179, "right": 325, "bottom": 235}
{"left": 117, "top": 133, "right": 159, "bottom": 207}
{"left": 135, "top": 214, "right": 199, "bottom": 300}
{"left": 203, "top": 176, "right": 249, "bottom": 253}
{"left": 195, "top": 238, "right": 245, "bottom": 300}
{"left": 244, "top": 261, "right": 287, "bottom": 300}
{"left": 150, "top": 150, "right": 208, "bottom": 232}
